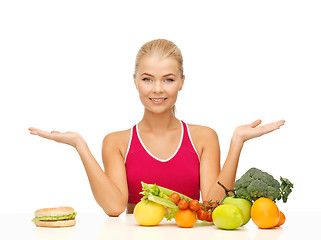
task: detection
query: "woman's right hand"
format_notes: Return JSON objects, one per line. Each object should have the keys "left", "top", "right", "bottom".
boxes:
{"left": 28, "top": 127, "right": 84, "bottom": 149}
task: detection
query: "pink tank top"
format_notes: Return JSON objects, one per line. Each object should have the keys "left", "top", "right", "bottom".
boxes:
{"left": 125, "top": 120, "right": 200, "bottom": 204}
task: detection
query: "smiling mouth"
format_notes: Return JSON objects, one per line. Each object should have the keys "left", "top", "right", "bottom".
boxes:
{"left": 149, "top": 98, "right": 167, "bottom": 104}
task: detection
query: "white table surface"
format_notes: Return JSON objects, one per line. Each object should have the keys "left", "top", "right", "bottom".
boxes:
{"left": 0, "top": 211, "right": 318, "bottom": 240}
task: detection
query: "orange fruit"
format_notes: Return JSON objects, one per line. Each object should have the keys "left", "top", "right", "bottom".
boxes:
{"left": 275, "top": 211, "right": 286, "bottom": 227}
{"left": 251, "top": 197, "right": 280, "bottom": 229}
{"left": 175, "top": 209, "right": 197, "bottom": 228}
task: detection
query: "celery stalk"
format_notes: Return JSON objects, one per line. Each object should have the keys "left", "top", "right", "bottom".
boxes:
{"left": 141, "top": 182, "right": 192, "bottom": 201}
{"left": 157, "top": 186, "right": 192, "bottom": 201}
{"left": 147, "top": 194, "right": 179, "bottom": 221}
{"left": 140, "top": 182, "right": 190, "bottom": 221}
{"left": 147, "top": 194, "right": 179, "bottom": 210}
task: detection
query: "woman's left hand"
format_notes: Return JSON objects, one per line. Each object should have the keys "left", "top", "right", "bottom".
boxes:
{"left": 233, "top": 119, "right": 285, "bottom": 143}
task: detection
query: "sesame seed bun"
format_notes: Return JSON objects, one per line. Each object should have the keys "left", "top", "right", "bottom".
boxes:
{"left": 35, "top": 207, "right": 75, "bottom": 218}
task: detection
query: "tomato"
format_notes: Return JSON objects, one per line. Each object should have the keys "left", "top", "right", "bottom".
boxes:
{"left": 133, "top": 200, "right": 165, "bottom": 226}
{"left": 189, "top": 200, "right": 200, "bottom": 212}
{"left": 175, "top": 209, "right": 197, "bottom": 228}
{"left": 196, "top": 209, "right": 207, "bottom": 221}
{"left": 206, "top": 211, "right": 213, "bottom": 222}
{"left": 170, "top": 193, "right": 180, "bottom": 204}
{"left": 212, "top": 201, "right": 219, "bottom": 207}
{"left": 202, "top": 201, "right": 211, "bottom": 211}
{"left": 178, "top": 199, "right": 189, "bottom": 210}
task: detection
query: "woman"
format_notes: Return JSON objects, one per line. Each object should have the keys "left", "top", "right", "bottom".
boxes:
{"left": 28, "top": 39, "right": 285, "bottom": 216}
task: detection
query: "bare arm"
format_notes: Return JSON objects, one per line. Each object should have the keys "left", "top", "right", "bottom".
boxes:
{"left": 200, "top": 119, "right": 285, "bottom": 202}
{"left": 28, "top": 127, "right": 128, "bottom": 216}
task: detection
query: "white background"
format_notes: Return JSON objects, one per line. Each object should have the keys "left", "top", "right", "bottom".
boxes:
{"left": 1, "top": 0, "right": 320, "bottom": 215}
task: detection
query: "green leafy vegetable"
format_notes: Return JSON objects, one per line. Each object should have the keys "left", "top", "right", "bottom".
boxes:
{"left": 234, "top": 168, "right": 294, "bottom": 203}
{"left": 278, "top": 177, "right": 294, "bottom": 203}
{"left": 31, "top": 212, "right": 77, "bottom": 222}
{"left": 140, "top": 182, "right": 191, "bottom": 220}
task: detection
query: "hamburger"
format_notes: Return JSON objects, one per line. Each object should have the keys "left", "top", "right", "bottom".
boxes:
{"left": 32, "top": 207, "right": 77, "bottom": 227}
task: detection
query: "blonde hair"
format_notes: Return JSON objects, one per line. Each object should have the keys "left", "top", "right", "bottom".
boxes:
{"left": 134, "top": 39, "right": 184, "bottom": 114}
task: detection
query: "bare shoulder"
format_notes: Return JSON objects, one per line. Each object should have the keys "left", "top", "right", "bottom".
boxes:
{"left": 103, "top": 128, "right": 132, "bottom": 158}
{"left": 187, "top": 123, "right": 218, "bottom": 141}
{"left": 187, "top": 123, "right": 220, "bottom": 159}
{"left": 103, "top": 128, "right": 131, "bottom": 144}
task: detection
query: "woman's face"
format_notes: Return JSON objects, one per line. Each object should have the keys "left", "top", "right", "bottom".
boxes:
{"left": 134, "top": 54, "right": 185, "bottom": 114}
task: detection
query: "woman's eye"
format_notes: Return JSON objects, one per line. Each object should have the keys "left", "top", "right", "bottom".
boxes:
{"left": 165, "top": 78, "right": 174, "bottom": 82}
{"left": 142, "top": 78, "right": 151, "bottom": 82}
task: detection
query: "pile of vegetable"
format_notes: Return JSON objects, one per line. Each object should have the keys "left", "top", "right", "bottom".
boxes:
{"left": 234, "top": 167, "right": 294, "bottom": 203}
{"left": 133, "top": 167, "right": 294, "bottom": 230}
{"left": 136, "top": 182, "right": 219, "bottom": 227}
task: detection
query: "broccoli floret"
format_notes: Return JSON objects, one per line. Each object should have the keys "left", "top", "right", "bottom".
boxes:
{"left": 267, "top": 185, "right": 281, "bottom": 201}
{"left": 235, "top": 174, "right": 252, "bottom": 188}
{"left": 233, "top": 185, "right": 252, "bottom": 202}
{"left": 248, "top": 180, "right": 268, "bottom": 199}
{"left": 234, "top": 167, "right": 293, "bottom": 203}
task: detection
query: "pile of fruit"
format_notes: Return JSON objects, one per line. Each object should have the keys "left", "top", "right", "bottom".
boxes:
{"left": 133, "top": 182, "right": 218, "bottom": 228}
{"left": 170, "top": 194, "right": 219, "bottom": 227}
{"left": 133, "top": 167, "right": 293, "bottom": 230}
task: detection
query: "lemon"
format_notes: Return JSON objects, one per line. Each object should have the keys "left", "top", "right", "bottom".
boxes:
{"left": 133, "top": 200, "right": 165, "bottom": 226}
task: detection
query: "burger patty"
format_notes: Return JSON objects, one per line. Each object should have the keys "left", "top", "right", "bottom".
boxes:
{"left": 40, "top": 217, "right": 75, "bottom": 222}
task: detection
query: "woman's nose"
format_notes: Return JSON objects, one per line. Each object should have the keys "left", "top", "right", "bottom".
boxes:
{"left": 152, "top": 81, "right": 164, "bottom": 93}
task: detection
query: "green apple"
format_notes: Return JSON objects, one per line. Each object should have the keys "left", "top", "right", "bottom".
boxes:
{"left": 222, "top": 196, "right": 252, "bottom": 225}
{"left": 212, "top": 205, "right": 243, "bottom": 230}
